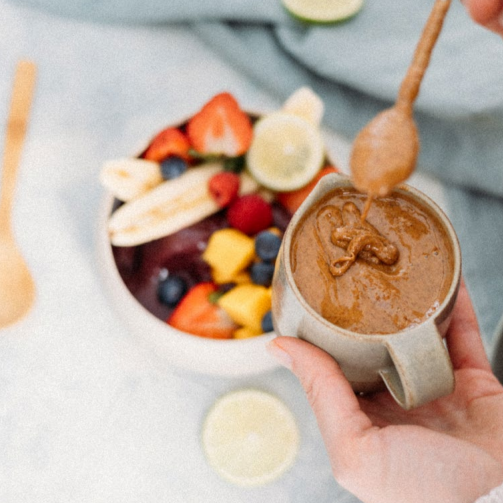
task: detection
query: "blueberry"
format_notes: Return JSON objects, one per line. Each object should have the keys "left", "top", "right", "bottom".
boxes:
{"left": 255, "top": 231, "right": 282, "bottom": 262}
{"left": 261, "top": 310, "right": 274, "bottom": 333}
{"left": 160, "top": 156, "right": 188, "bottom": 180}
{"left": 250, "top": 261, "right": 275, "bottom": 287}
{"left": 157, "top": 274, "right": 188, "bottom": 307}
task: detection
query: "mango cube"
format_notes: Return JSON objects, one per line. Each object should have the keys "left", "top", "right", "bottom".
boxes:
{"left": 203, "top": 228, "right": 255, "bottom": 284}
{"left": 218, "top": 284, "right": 272, "bottom": 333}
{"left": 233, "top": 326, "right": 263, "bottom": 339}
{"left": 211, "top": 268, "right": 251, "bottom": 286}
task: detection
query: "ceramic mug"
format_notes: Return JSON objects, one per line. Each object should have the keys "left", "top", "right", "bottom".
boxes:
{"left": 272, "top": 173, "right": 461, "bottom": 410}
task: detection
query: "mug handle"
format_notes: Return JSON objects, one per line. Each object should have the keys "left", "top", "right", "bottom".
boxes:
{"left": 378, "top": 321, "right": 454, "bottom": 410}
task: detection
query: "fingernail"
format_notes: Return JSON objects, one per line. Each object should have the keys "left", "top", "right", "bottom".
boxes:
{"left": 266, "top": 340, "right": 293, "bottom": 370}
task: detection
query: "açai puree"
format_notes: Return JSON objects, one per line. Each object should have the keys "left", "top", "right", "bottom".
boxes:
{"left": 291, "top": 187, "right": 454, "bottom": 335}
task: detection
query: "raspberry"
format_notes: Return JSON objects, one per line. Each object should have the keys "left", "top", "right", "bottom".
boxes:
{"left": 208, "top": 172, "right": 240, "bottom": 208}
{"left": 227, "top": 194, "right": 273, "bottom": 236}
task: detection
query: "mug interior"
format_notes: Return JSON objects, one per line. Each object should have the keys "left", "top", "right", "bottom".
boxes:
{"left": 281, "top": 173, "right": 461, "bottom": 339}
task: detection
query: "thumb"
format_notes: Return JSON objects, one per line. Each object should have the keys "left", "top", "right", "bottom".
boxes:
{"left": 267, "top": 336, "right": 373, "bottom": 459}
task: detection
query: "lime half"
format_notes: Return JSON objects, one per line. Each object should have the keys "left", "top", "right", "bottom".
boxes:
{"left": 246, "top": 112, "right": 325, "bottom": 192}
{"left": 283, "top": 0, "right": 364, "bottom": 24}
{"left": 202, "top": 389, "right": 300, "bottom": 487}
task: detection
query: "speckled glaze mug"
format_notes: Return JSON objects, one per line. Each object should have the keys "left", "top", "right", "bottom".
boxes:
{"left": 272, "top": 173, "right": 461, "bottom": 410}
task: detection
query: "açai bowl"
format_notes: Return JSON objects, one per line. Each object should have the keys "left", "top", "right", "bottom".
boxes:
{"left": 96, "top": 88, "right": 338, "bottom": 376}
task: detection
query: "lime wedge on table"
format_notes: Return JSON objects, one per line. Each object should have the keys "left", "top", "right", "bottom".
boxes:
{"left": 283, "top": 0, "right": 364, "bottom": 24}
{"left": 202, "top": 389, "right": 300, "bottom": 487}
{"left": 246, "top": 111, "right": 325, "bottom": 192}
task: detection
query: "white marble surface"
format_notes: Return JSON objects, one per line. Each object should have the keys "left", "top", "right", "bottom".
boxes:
{"left": 0, "top": 2, "right": 451, "bottom": 502}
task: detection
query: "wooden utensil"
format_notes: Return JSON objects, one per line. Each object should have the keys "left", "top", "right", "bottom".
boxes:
{"left": 350, "top": 0, "right": 452, "bottom": 197}
{"left": 0, "top": 60, "right": 37, "bottom": 328}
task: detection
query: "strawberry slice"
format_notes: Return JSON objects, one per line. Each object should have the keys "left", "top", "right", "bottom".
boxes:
{"left": 187, "top": 93, "right": 253, "bottom": 157}
{"left": 143, "top": 127, "right": 191, "bottom": 162}
{"left": 167, "top": 282, "right": 236, "bottom": 339}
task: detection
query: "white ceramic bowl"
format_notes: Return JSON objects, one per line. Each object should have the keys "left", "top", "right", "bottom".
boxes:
{"left": 95, "top": 191, "right": 280, "bottom": 377}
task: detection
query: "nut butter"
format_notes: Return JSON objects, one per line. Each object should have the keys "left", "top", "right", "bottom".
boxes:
{"left": 291, "top": 187, "right": 454, "bottom": 335}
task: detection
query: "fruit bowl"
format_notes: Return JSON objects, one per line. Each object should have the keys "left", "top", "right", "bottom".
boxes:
{"left": 95, "top": 89, "right": 335, "bottom": 377}
{"left": 96, "top": 192, "right": 281, "bottom": 376}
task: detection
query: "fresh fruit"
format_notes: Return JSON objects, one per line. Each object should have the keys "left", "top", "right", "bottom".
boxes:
{"left": 261, "top": 311, "right": 274, "bottom": 333}
{"left": 187, "top": 92, "right": 253, "bottom": 157}
{"left": 282, "top": 0, "right": 364, "bottom": 24}
{"left": 201, "top": 389, "right": 299, "bottom": 487}
{"left": 168, "top": 282, "right": 237, "bottom": 339}
{"left": 105, "top": 90, "right": 335, "bottom": 344}
{"left": 109, "top": 163, "right": 220, "bottom": 246}
{"left": 108, "top": 163, "right": 259, "bottom": 246}
{"left": 217, "top": 284, "right": 272, "bottom": 332}
{"left": 211, "top": 269, "right": 251, "bottom": 286}
{"left": 276, "top": 165, "right": 339, "bottom": 214}
{"left": 282, "top": 86, "right": 324, "bottom": 126}
{"left": 100, "top": 158, "right": 162, "bottom": 202}
{"left": 246, "top": 112, "right": 325, "bottom": 191}
{"left": 160, "top": 156, "right": 188, "bottom": 180}
{"left": 208, "top": 172, "right": 240, "bottom": 208}
{"left": 143, "top": 127, "right": 191, "bottom": 162}
{"left": 250, "top": 262, "right": 275, "bottom": 287}
{"left": 157, "top": 274, "right": 188, "bottom": 307}
{"left": 227, "top": 194, "right": 273, "bottom": 236}
{"left": 254, "top": 230, "right": 282, "bottom": 262}
{"left": 233, "top": 326, "right": 263, "bottom": 339}
{"left": 202, "top": 228, "right": 255, "bottom": 284}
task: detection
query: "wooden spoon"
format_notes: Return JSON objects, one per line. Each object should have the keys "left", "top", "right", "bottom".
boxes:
{"left": 350, "top": 0, "right": 452, "bottom": 197}
{"left": 0, "top": 61, "right": 37, "bottom": 328}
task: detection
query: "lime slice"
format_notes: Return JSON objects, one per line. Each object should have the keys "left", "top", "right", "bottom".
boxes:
{"left": 282, "top": 87, "right": 324, "bottom": 127}
{"left": 202, "top": 389, "right": 300, "bottom": 487}
{"left": 283, "top": 0, "right": 364, "bottom": 24}
{"left": 246, "top": 112, "right": 325, "bottom": 191}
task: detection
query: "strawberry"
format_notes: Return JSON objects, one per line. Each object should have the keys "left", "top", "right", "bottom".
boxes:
{"left": 277, "top": 165, "right": 339, "bottom": 215}
{"left": 167, "top": 282, "right": 236, "bottom": 339}
{"left": 187, "top": 93, "right": 253, "bottom": 157}
{"left": 143, "top": 127, "right": 191, "bottom": 162}
{"left": 208, "top": 172, "right": 240, "bottom": 208}
{"left": 227, "top": 194, "right": 273, "bottom": 236}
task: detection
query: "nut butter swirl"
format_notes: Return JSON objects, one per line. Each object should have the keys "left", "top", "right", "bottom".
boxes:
{"left": 316, "top": 202, "right": 399, "bottom": 277}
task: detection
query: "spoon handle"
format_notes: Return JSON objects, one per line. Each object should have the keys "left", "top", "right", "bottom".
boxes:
{"left": 397, "top": 0, "right": 451, "bottom": 112}
{"left": 0, "top": 60, "right": 37, "bottom": 235}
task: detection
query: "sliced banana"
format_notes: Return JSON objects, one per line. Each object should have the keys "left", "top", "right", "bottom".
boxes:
{"left": 100, "top": 158, "right": 162, "bottom": 202}
{"left": 108, "top": 163, "right": 259, "bottom": 246}
{"left": 282, "top": 87, "right": 324, "bottom": 127}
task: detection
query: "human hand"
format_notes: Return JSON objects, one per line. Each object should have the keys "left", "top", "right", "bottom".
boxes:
{"left": 462, "top": 0, "right": 503, "bottom": 36}
{"left": 267, "top": 281, "right": 503, "bottom": 503}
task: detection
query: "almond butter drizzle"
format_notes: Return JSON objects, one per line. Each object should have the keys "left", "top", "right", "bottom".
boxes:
{"left": 315, "top": 200, "right": 399, "bottom": 277}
